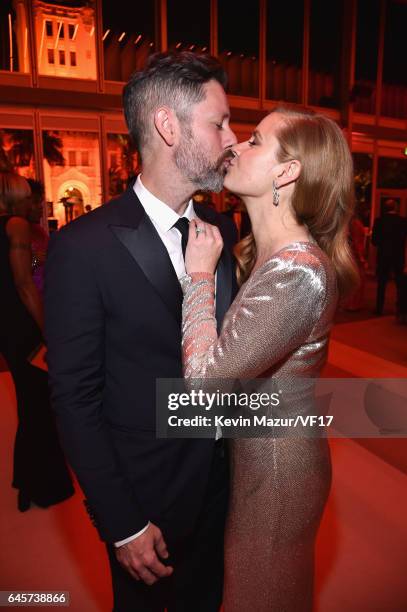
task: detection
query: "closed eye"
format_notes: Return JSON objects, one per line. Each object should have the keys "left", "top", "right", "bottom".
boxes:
{"left": 248, "top": 139, "right": 256, "bottom": 146}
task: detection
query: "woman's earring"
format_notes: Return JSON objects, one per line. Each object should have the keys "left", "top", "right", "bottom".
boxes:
{"left": 272, "top": 181, "right": 279, "bottom": 207}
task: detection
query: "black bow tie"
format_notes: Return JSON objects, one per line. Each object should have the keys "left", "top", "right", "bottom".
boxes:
{"left": 173, "top": 217, "right": 190, "bottom": 260}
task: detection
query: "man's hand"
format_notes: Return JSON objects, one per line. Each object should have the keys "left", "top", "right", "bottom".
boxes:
{"left": 115, "top": 523, "right": 173, "bottom": 585}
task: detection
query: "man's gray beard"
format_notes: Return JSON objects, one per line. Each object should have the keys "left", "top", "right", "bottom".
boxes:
{"left": 174, "top": 131, "right": 226, "bottom": 193}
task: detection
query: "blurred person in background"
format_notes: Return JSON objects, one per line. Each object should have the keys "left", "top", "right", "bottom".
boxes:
{"left": 0, "top": 166, "right": 74, "bottom": 512}
{"left": 193, "top": 190, "right": 217, "bottom": 210}
{"left": 222, "top": 191, "right": 251, "bottom": 240}
{"left": 372, "top": 198, "right": 407, "bottom": 318}
{"left": 26, "top": 179, "right": 49, "bottom": 295}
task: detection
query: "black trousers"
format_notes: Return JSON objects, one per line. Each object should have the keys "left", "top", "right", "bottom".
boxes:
{"left": 1, "top": 346, "right": 74, "bottom": 507}
{"left": 107, "top": 441, "right": 229, "bottom": 612}
{"left": 376, "top": 259, "right": 404, "bottom": 314}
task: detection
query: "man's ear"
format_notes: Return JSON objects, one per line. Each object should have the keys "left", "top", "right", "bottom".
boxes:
{"left": 154, "top": 107, "right": 178, "bottom": 146}
{"left": 276, "top": 160, "right": 301, "bottom": 187}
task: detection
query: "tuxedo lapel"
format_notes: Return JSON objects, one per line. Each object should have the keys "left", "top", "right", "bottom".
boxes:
{"left": 109, "top": 189, "right": 183, "bottom": 326}
{"left": 194, "top": 205, "right": 233, "bottom": 331}
{"left": 214, "top": 247, "right": 233, "bottom": 331}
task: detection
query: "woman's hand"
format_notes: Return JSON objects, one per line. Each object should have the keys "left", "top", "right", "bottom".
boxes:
{"left": 185, "top": 219, "right": 223, "bottom": 275}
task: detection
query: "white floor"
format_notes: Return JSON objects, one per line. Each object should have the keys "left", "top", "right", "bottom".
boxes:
{"left": 316, "top": 438, "right": 407, "bottom": 611}
{"left": 1, "top": 316, "right": 407, "bottom": 611}
{"left": 0, "top": 372, "right": 110, "bottom": 612}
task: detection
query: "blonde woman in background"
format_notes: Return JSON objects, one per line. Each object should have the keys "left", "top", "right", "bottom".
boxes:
{"left": 181, "top": 106, "right": 357, "bottom": 611}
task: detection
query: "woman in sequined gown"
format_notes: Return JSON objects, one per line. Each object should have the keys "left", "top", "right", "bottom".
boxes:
{"left": 180, "top": 106, "right": 357, "bottom": 611}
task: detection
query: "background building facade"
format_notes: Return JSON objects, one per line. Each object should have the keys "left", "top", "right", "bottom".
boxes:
{"left": 0, "top": 0, "right": 406, "bottom": 264}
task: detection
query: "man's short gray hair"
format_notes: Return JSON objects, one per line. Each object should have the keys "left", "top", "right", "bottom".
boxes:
{"left": 123, "top": 51, "right": 227, "bottom": 154}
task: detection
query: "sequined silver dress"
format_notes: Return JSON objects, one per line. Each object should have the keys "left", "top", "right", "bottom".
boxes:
{"left": 181, "top": 242, "right": 338, "bottom": 612}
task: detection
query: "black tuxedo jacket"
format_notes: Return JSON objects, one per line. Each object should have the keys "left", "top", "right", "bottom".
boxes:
{"left": 44, "top": 186, "right": 237, "bottom": 544}
{"left": 372, "top": 213, "right": 407, "bottom": 267}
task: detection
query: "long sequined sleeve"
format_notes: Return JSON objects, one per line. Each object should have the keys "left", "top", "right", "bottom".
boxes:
{"left": 180, "top": 272, "right": 218, "bottom": 379}
{"left": 181, "top": 247, "right": 335, "bottom": 382}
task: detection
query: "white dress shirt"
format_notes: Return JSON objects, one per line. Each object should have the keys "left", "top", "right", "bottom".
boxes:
{"left": 115, "top": 176, "right": 220, "bottom": 548}
{"left": 135, "top": 175, "right": 197, "bottom": 278}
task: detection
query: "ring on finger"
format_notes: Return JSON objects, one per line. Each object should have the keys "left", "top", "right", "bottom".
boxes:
{"left": 195, "top": 225, "right": 206, "bottom": 235}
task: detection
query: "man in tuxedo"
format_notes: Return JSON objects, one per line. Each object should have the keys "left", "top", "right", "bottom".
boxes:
{"left": 372, "top": 198, "right": 407, "bottom": 316}
{"left": 45, "top": 52, "right": 237, "bottom": 611}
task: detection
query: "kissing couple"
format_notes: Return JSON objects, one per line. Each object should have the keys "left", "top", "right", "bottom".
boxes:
{"left": 45, "top": 51, "right": 357, "bottom": 612}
